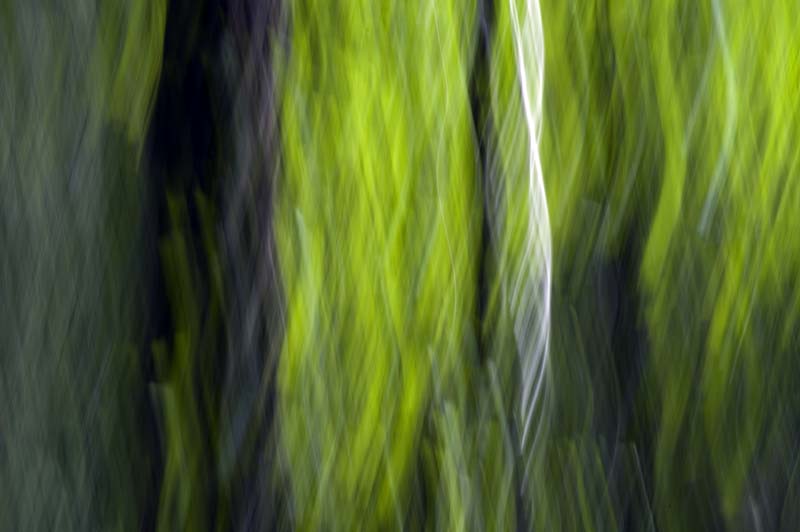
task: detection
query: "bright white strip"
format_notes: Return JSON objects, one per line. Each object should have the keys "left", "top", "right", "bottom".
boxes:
{"left": 508, "top": 0, "right": 552, "bottom": 455}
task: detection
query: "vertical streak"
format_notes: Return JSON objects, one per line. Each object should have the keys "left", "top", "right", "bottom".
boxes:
{"left": 508, "top": 0, "right": 552, "bottom": 454}
{"left": 699, "top": 0, "right": 737, "bottom": 233}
